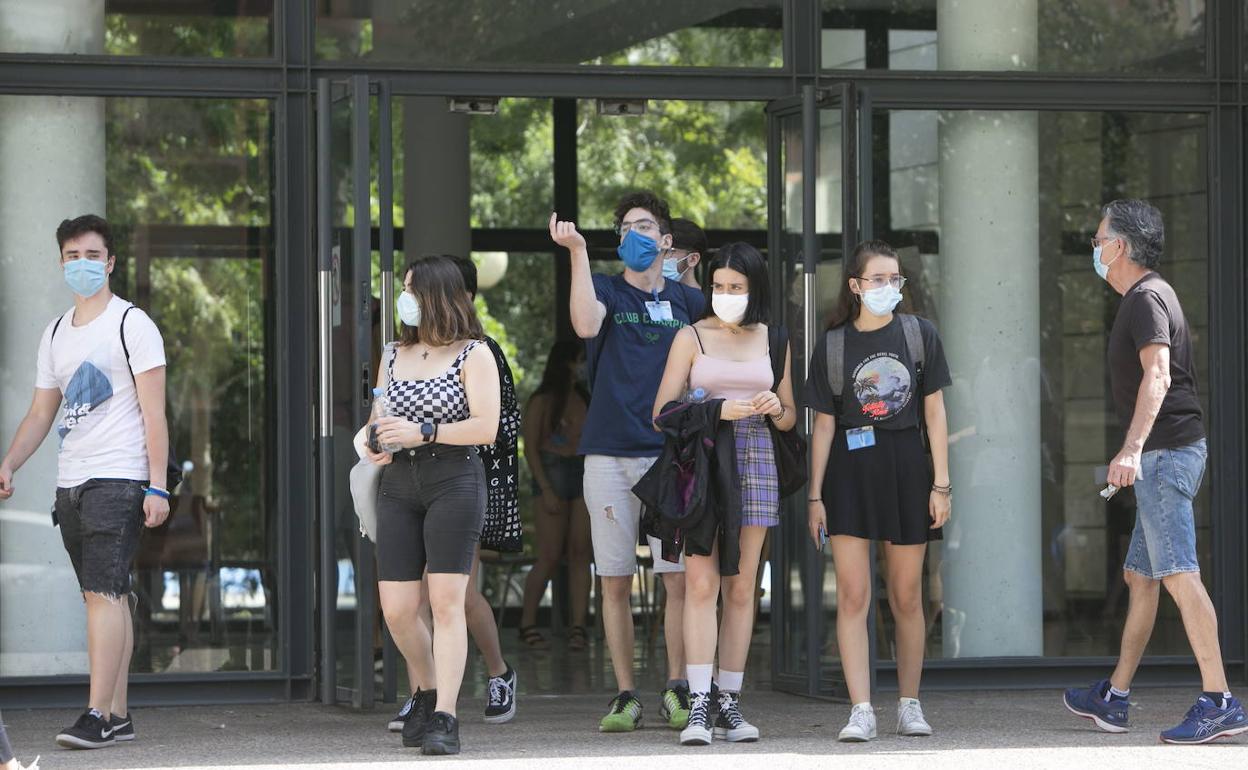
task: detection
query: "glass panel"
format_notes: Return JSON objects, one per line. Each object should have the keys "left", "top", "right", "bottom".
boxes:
{"left": 470, "top": 101, "right": 554, "bottom": 230}
{"left": 577, "top": 100, "right": 768, "bottom": 232}
{"left": 872, "top": 108, "right": 1209, "bottom": 660}
{"left": 0, "top": 0, "right": 271, "bottom": 57}
{"left": 316, "top": 1, "right": 782, "bottom": 67}
{"left": 821, "top": 1, "right": 1205, "bottom": 74}
{"left": 0, "top": 96, "right": 275, "bottom": 676}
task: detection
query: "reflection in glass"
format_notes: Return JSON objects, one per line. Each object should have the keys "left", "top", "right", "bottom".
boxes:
{"left": 316, "top": 1, "right": 782, "bottom": 67}
{"left": 821, "top": 1, "right": 1205, "bottom": 74}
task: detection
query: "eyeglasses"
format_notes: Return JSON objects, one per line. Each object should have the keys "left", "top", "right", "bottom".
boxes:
{"left": 1090, "top": 235, "right": 1120, "bottom": 248}
{"left": 856, "top": 274, "right": 907, "bottom": 290}
{"left": 615, "top": 218, "right": 661, "bottom": 237}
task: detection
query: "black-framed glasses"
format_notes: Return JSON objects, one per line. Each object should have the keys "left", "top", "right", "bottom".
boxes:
{"left": 856, "top": 274, "right": 907, "bottom": 290}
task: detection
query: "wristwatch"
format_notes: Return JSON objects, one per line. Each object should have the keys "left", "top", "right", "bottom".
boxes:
{"left": 420, "top": 423, "right": 436, "bottom": 443}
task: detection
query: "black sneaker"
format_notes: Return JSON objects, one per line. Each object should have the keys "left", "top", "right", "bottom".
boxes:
{"left": 111, "top": 712, "right": 135, "bottom": 742}
{"left": 400, "top": 689, "right": 437, "bottom": 748}
{"left": 55, "top": 709, "right": 116, "bottom": 749}
{"left": 388, "top": 693, "right": 418, "bottom": 732}
{"left": 679, "top": 692, "right": 713, "bottom": 746}
{"left": 713, "top": 690, "right": 760, "bottom": 742}
{"left": 422, "top": 711, "right": 461, "bottom": 756}
{"left": 484, "top": 665, "right": 517, "bottom": 724}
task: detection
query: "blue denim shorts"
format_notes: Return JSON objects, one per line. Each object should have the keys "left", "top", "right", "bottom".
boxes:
{"left": 1124, "top": 438, "right": 1206, "bottom": 579}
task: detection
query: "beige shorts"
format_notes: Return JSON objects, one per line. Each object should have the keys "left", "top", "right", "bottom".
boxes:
{"left": 583, "top": 454, "right": 684, "bottom": 577}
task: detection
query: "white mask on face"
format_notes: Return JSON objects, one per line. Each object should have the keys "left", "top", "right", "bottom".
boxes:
{"left": 712, "top": 292, "right": 749, "bottom": 325}
{"left": 860, "top": 285, "right": 902, "bottom": 317}
{"left": 396, "top": 290, "right": 421, "bottom": 327}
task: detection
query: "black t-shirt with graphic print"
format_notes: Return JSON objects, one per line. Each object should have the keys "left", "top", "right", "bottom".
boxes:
{"left": 804, "top": 315, "right": 951, "bottom": 430}
{"left": 1107, "top": 272, "right": 1204, "bottom": 452}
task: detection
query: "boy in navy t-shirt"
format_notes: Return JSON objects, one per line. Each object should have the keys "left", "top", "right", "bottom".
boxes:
{"left": 550, "top": 191, "right": 704, "bottom": 733}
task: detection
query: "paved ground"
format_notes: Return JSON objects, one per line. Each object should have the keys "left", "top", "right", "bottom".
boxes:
{"left": 2, "top": 688, "right": 1245, "bottom": 769}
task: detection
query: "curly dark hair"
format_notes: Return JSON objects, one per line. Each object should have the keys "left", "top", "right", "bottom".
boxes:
{"left": 56, "top": 214, "right": 115, "bottom": 256}
{"left": 613, "top": 191, "right": 672, "bottom": 235}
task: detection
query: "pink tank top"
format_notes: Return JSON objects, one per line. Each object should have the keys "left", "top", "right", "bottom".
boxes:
{"left": 689, "top": 353, "right": 773, "bottom": 400}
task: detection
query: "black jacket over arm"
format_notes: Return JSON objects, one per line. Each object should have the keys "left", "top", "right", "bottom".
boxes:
{"left": 634, "top": 398, "right": 743, "bottom": 576}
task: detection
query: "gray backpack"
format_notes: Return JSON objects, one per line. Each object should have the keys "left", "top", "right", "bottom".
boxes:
{"left": 826, "top": 313, "right": 926, "bottom": 426}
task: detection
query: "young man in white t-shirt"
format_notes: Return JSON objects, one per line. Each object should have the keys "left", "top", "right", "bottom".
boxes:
{"left": 0, "top": 215, "right": 170, "bottom": 750}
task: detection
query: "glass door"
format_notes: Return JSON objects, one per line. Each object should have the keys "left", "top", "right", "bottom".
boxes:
{"left": 766, "top": 83, "right": 871, "bottom": 698}
{"left": 315, "top": 75, "right": 397, "bottom": 708}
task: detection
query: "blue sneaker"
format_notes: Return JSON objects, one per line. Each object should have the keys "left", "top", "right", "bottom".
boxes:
{"left": 1160, "top": 695, "right": 1248, "bottom": 745}
{"left": 1063, "top": 679, "right": 1129, "bottom": 733}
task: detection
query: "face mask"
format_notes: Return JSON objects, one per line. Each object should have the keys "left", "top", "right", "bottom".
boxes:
{"left": 396, "top": 291, "right": 421, "bottom": 327}
{"left": 63, "top": 259, "right": 108, "bottom": 298}
{"left": 662, "top": 254, "right": 691, "bottom": 282}
{"left": 1093, "top": 244, "right": 1119, "bottom": 281}
{"left": 617, "top": 229, "right": 660, "bottom": 273}
{"left": 860, "top": 285, "right": 902, "bottom": 317}
{"left": 712, "top": 292, "right": 750, "bottom": 325}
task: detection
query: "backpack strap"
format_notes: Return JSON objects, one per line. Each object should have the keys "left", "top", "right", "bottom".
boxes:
{"left": 899, "top": 313, "right": 925, "bottom": 393}
{"left": 767, "top": 325, "right": 788, "bottom": 391}
{"left": 826, "top": 325, "right": 846, "bottom": 416}
{"left": 120, "top": 305, "right": 137, "bottom": 384}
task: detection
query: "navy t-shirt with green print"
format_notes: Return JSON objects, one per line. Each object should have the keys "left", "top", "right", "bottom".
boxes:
{"left": 580, "top": 272, "right": 704, "bottom": 457}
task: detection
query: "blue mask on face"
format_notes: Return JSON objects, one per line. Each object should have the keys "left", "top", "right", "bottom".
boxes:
{"left": 1093, "top": 243, "right": 1119, "bottom": 281}
{"left": 63, "top": 259, "right": 108, "bottom": 297}
{"left": 617, "top": 229, "right": 660, "bottom": 273}
{"left": 662, "top": 254, "right": 690, "bottom": 282}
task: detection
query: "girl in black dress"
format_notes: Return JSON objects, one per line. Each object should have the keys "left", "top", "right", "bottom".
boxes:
{"left": 804, "top": 240, "right": 952, "bottom": 742}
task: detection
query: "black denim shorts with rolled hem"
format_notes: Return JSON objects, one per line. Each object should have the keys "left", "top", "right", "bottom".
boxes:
{"left": 54, "top": 478, "right": 147, "bottom": 599}
{"left": 376, "top": 444, "right": 486, "bottom": 580}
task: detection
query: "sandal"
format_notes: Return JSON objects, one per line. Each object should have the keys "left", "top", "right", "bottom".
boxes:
{"left": 518, "top": 625, "right": 549, "bottom": 649}
{"left": 567, "top": 625, "right": 588, "bottom": 651}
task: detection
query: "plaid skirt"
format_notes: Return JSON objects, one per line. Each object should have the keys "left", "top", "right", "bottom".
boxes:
{"left": 734, "top": 415, "right": 780, "bottom": 527}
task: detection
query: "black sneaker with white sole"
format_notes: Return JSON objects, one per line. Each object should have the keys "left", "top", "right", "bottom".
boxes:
{"left": 56, "top": 709, "right": 116, "bottom": 749}
{"left": 388, "top": 693, "right": 419, "bottom": 732}
{"left": 713, "top": 690, "right": 760, "bottom": 742}
{"left": 111, "top": 713, "right": 135, "bottom": 742}
{"left": 484, "top": 664, "right": 517, "bottom": 724}
{"left": 422, "top": 712, "right": 461, "bottom": 756}
{"left": 401, "top": 689, "right": 437, "bottom": 748}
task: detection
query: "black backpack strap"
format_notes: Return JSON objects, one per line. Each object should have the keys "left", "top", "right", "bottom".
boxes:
{"left": 767, "top": 325, "right": 787, "bottom": 392}
{"left": 51, "top": 314, "right": 64, "bottom": 340}
{"left": 899, "top": 313, "right": 925, "bottom": 393}
{"left": 826, "top": 325, "right": 846, "bottom": 416}
{"left": 120, "top": 305, "right": 137, "bottom": 384}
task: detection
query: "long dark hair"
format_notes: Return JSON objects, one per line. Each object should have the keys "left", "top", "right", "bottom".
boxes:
{"left": 397, "top": 255, "right": 484, "bottom": 348}
{"left": 700, "top": 241, "right": 771, "bottom": 326}
{"left": 826, "top": 239, "right": 901, "bottom": 329}
{"left": 530, "top": 340, "right": 588, "bottom": 437}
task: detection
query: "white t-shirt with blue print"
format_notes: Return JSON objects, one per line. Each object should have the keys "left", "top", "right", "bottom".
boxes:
{"left": 35, "top": 295, "right": 166, "bottom": 488}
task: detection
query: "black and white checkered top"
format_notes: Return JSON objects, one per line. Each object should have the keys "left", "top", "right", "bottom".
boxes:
{"left": 385, "top": 340, "right": 481, "bottom": 425}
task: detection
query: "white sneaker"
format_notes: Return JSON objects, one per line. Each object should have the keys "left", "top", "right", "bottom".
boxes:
{"left": 838, "top": 703, "right": 877, "bottom": 742}
{"left": 897, "top": 698, "right": 933, "bottom": 736}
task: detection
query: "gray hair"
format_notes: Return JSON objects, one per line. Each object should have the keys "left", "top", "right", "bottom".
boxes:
{"left": 1102, "top": 199, "right": 1165, "bottom": 269}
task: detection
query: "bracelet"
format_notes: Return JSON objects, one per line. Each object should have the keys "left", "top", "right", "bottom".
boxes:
{"left": 145, "top": 486, "right": 170, "bottom": 500}
{"left": 772, "top": 405, "right": 787, "bottom": 421}
{"left": 808, "top": 498, "right": 822, "bottom": 503}
{"left": 931, "top": 483, "right": 952, "bottom": 496}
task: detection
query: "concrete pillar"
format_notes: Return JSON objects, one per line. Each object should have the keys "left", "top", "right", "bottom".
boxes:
{"left": 402, "top": 98, "right": 471, "bottom": 261}
{"left": 936, "top": 0, "right": 1044, "bottom": 658}
{"left": 0, "top": 0, "right": 105, "bottom": 675}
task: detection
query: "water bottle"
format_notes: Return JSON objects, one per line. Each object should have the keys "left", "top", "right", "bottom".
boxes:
{"left": 371, "top": 387, "right": 402, "bottom": 452}
{"left": 685, "top": 387, "right": 707, "bottom": 403}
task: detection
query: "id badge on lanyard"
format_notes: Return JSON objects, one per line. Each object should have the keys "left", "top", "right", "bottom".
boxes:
{"left": 846, "top": 426, "right": 876, "bottom": 451}
{"left": 645, "top": 299, "right": 673, "bottom": 322}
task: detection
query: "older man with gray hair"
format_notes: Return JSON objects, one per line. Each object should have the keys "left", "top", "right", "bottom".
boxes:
{"left": 1062, "top": 199, "right": 1245, "bottom": 744}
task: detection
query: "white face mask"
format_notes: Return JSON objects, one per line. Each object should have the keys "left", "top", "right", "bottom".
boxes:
{"left": 712, "top": 292, "right": 749, "bottom": 325}
{"left": 860, "top": 285, "right": 902, "bottom": 317}
{"left": 396, "top": 290, "right": 421, "bottom": 327}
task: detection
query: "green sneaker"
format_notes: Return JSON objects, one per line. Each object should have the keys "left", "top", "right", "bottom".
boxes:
{"left": 599, "top": 692, "right": 643, "bottom": 733}
{"left": 660, "top": 685, "right": 691, "bottom": 729}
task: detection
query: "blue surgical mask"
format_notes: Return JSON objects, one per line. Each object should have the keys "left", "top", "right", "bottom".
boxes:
{"left": 63, "top": 259, "right": 108, "bottom": 298}
{"left": 396, "top": 291, "right": 421, "bottom": 327}
{"left": 1093, "top": 244, "right": 1119, "bottom": 281}
{"left": 617, "top": 229, "right": 660, "bottom": 273}
{"left": 861, "top": 285, "right": 902, "bottom": 317}
{"left": 662, "top": 254, "right": 690, "bottom": 282}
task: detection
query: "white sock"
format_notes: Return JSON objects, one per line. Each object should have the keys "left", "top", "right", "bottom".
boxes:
{"left": 688, "top": 664, "right": 713, "bottom": 694}
{"left": 853, "top": 701, "right": 872, "bottom": 712}
{"left": 717, "top": 669, "right": 744, "bottom": 693}
{"left": 899, "top": 697, "right": 920, "bottom": 707}
{"left": 1108, "top": 685, "right": 1129, "bottom": 701}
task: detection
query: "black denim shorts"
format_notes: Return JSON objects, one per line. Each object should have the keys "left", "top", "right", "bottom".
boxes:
{"left": 376, "top": 444, "right": 486, "bottom": 580}
{"left": 54, "top": 478, "right": 147, "bottom": 598}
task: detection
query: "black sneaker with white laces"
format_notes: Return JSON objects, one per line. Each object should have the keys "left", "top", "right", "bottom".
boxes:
{"left": 714, "top": 690, "right": 760, "bottom": 742}
{"left": 401, "top": 689, "right": 437, "bottom": 748}
{"left": 111, "top": 712, "right": 135, "bottom": 742}
{"left": 484, "top": 664, "right": 517, "bottom": 724}
{"left": 679, "top": 692, "right": 713, "bottom": 746}
{"left": 56, "top": 709, "right": 116, "bottom": 749}
{"left": 388, "top": 693, "right": 418, "bottom": 732}
{"left": 422, "top": 711, "right": 461, "bottom": 756}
